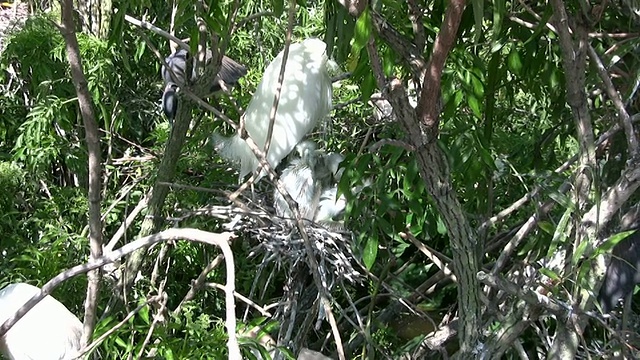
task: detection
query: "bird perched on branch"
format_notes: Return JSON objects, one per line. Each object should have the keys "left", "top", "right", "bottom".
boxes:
{"left": 597, "top": 228, "right": 640, "bottom": 312}
{"left": 161, "top": 49, "right": 247, "bottom": 123}
{"left": 212, "top": 38, "right": 333, "bottom": 182}
{"left": 0, "top": 283, "right": 82, "bottom": 360}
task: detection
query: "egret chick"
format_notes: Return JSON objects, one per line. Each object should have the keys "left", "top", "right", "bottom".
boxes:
{"left": 274, "top": 141, "right": 345, "bottom": 223}
{"left": 213, "top": 38, "right": 333, "bottom": 182}
{"left": 316, "top": 176, "right": 371, "bottom": 231}
{"left": 313, "top": 152, "right": 346, "bottom": 227}
{"left": 314, "top": 186, "right": 347, "bottom": 227}
{"left": 0, "top": 283, "right": 82, "bottom": 360}
{"left": 274, "top": 141, "right": 322, "bottom": 220}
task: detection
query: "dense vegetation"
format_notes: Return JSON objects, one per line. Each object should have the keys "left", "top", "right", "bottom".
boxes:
{"left": 1, "top": 0, "right": 639, "bottom": 358}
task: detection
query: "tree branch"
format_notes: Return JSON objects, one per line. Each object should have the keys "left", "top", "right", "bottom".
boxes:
{"left": 0, "top": 229, "right": 239, "bottom": 358}
{"left": 59, "top": 0, "right": 103, "bottom": 348}
{"left": 416, "top": 0, "right": 466, "bottom": 138}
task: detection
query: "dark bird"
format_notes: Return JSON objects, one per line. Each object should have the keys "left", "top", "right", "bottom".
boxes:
{"left": 161, "top": 83, "right": 179, "bottom": 124}
{"left": 161, "top": 49, "right": 247, "bottom": 123}
{"left": 598, "top": 228, "right": 640, "bottom": 312}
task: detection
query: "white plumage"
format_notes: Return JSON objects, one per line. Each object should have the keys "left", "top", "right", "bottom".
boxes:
{"left": 298, "top": 348, "right": 334, "bottom": 360}
{"left": 275, "top": 141, "right": 323, "bottom": 220}
{"left": 0, "top": 283, "right": 83, "bottom": 360}
{"left": 274, "top": 141, "right": 344, "bottom": 223}
{"left": 314, "top": 186, "right": 347, "bottom": 224}
{"left": 213, "top": 38, "right": 333, "bottom": 182}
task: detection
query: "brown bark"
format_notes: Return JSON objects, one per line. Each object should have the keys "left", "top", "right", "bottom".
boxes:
{"left": 547, "top": 0, "right": 598, "bottom": 358}
{"left": 59, "top": 0, "right": 103, "bottom": 347}
{"left": 369, "top": 0, "right": 480, "bottom": 356}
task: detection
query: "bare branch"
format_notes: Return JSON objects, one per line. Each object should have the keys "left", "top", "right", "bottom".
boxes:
{"left": 173, "top": 254, "right": 225, "bottom": 315}
{"left": 59, "top": 0, "right": 103, "bottom": 348}
{"left": 586, "top": 44, "right": 639, "bottom": 154}
{"left": 206, "top": 282, "right": 273, "bottom": 317}
{"left": 0, "top": 229, "right": 239, "bottom": 358}
{"left": 416, "top": 0, "right": 466, "bottom": 137}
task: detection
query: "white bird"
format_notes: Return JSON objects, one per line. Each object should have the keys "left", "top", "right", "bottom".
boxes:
{"left": 274, "top": 141, "right": 323, "bottom": 220}
{"left": 315, "top": 172, "right": 371, "bottom": 231}
{"left": 213, "top": 38, "right": 333, "bottom": 182}
{"left": 274, "top": 141, "right": 344, "bottom": 222}
{"left": 314, "top": 186, "right": 347, "bottom": 225}
{"left": 0, "top": 283, "right": 83, "bottom": 360}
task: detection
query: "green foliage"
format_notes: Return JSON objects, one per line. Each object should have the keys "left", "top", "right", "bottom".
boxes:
{"left": 342, "top": 145, "right": 442, "bottom": 272}
{"left": 0, "top": 161, "right": 27, "bottom": 248}
{"left": 2, "top": 0, "right": 640, "bottom": 358}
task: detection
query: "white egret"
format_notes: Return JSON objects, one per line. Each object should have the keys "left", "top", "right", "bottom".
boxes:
{"left": 0, "top": 283, "right": 83, "bottom": 360}
{"left": 161, "top": 49, "right": 247, "bottom": 123}
{"left": 274, "top": 141, "right": 323, "bottom": 220}
{"left": 213, "top": 38, "right": 333, "bottom": 182}
{"left": 274, "top": 141, "right": 344, "bottom": 223}
{"left": 314, "top": 186, "right": 347, "bottom": 225}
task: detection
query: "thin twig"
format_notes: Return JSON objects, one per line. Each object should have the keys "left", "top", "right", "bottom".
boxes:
{"left": 76, "top": 295, "right": 163, "bottom": 358}
{"left": 173, "top": 254, "right": 224, "bottom": 315}
{"left": 206, "top": 282, "right": 273, "bottom": 317}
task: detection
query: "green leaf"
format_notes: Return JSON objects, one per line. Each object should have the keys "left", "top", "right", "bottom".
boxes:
{"left": 468, "top": 94, "right": 481, "bottom": 117}
{"left": 361, "top": 72, "right": 376, "bottom": 103}
{"left": 114, "top": 335, "right": 127, "bottom": 348}
{"left": 538, "top": 221, "right": 555, "bottom": 235}
{"left": 571, "top": 239, "right": 589, "bottom": 266}
{"left": 353, "top": 8, "right": 371, "bottom": 48}
{"left": 436, "top": 217, "right": 447, "bottom": 235}
{"left": 492, "top": 0, "right": 505, "bottom": 40}
{"left": 273, "top": 0, "right": 284, "bottom": 16}
{"left": 471, "top": 0, "right": 483, "bottom": 42}
{"left": 165, "top": 349, "right": 175, "bottom": 360}
{"left": 594, "top": 230, "right": 637, "bottom": 255}
{"left": 539, "top": 267, "right": 560, "bottom": 281}
{"left": 507, "top": 49, "right": 523, "bottom": 75}
{"left": 478, "top": 146, "right": 494, "bottom": 168}
{"left": 139, "top": 303, "right": 150, "bottom": 324}
{"left": 363, "top": 236, "right": 378, "bottom": 270}
{"left": 347, "top": 8, "right": 371, "bottom": 71}
{"left": 134, "top": 41, "right": 146, "bottom": 62}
